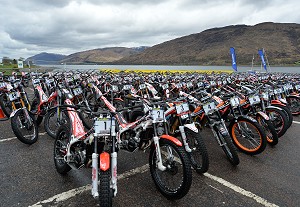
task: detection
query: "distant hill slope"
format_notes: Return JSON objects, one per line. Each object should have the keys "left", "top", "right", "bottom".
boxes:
{"left": 61, "top": 47, "right": 148, "bottom": 64}
{"left": 26, "top": 52, "right": 66, "bottom": 65}
{"left": 116, "top": 22, "right": 300, "bottom": 65}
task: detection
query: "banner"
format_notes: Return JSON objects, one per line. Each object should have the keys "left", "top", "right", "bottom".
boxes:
{"left": 230, "top": 47, "right": 237, "bottom": 72}
{"left": 258, "top": 49, "right": 267, "bottom": 71}
{"left": 17, "top": 60, "right": 23, "bottom": 68}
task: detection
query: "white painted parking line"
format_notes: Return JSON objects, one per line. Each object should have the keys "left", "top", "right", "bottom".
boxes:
{"left": 204, "top": 173, "right": 279, "bottom": 207}
{"left": 0, "top": 132, "right": 47, "bottom": 143}
{"left": 28, "top": 163, "right": 279, "bottom": 207}
{"left": 292, "top": 121, "right": 300, "bottom": 124}
{"left": 28, "top": 164, "right": 149, "bottom": 207}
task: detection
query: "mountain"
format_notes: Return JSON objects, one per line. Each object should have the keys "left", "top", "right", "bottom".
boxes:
{"left": 116, "top": 22, "right": 300, "bottom": 65}
{"left": 26, "top": 52, "right": 66, "bottom": 65}
{"left": 61, "top": 47, "right": 148, "bottom": 64}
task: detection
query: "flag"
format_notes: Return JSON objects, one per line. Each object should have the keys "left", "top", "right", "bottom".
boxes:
{"left": 17, "top": 60, "right": 23, "bottom": 68}
{"left": 230, "top": 47, "right": 237, "bottom": 72}
{"left": 258, "top": 49, "right": 267, "bottom": 71}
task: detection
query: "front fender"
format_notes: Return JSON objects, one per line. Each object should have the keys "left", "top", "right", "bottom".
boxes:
{"left": 10, "top": 108, "right": 22, "bottom": 118}
{"left": 256, "top": 111, "right": 269, "bottom": 121}
{"left": 266, "top": 105, "right": 284, "bottom": 111}
{"left": 287, "top": 94, "right": 300, "bottom": 98}
{"left": 271, "top": 100, "right": 285, "bottom": 106}
{"left": 100, "top": 152, "right": 110, "bottom": 171}
{"left": 160, "top": 134, "right": 182, "bottom": 147}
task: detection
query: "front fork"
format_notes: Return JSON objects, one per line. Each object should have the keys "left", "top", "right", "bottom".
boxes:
{"left": 179, "top": 126, "right": 192, "bottom": 153}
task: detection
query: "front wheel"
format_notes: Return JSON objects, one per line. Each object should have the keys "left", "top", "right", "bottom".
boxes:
{"left": 266, "top": 107, "right": 288, "bottom": 138}
{"left": 214, "top": 124, "right": 240, "bottom": 166}
{"left": 11, "top": 109, "right": 38, "bottom": 144}
{"left": 99, "top": 169, "right": 113, "bottom": 207}
{"left": 44, "top": 108, "right": 69, "bottom": 139}
{"left": 54, "top": 125, "right": 72, "bottom": 174}
{"left": 229, "top": 117, "right": 267, "bottom": 155}
{"left": 286, "top": 96, "right": 300, "bottom": 115}
{"left": 256, "top": 115, "right": 278, "bottom": 146}
{"left": 149, "top": 139, "right": 192, "bottom": 200}
{"left": 184, "top": 127, "right": 209, "bottom": 174}
{"left": 0, "top": 95, "right": 12, "bottom": 117}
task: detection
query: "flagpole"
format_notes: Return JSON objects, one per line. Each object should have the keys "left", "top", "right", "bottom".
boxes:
{"left": 263, "top": 48, "right": 271, "bottom": 73}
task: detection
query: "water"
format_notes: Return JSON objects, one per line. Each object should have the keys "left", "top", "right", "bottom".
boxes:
{"left": 40, "top": 64, "right": 300, "bottom": 73}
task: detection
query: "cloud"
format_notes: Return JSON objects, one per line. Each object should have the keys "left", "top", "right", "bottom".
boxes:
{"left": 0, "top": 0, "right": 299, "bottom": 59}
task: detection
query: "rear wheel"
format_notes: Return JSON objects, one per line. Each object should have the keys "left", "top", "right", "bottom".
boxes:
{"left": 184, "top": 127, "right": 209, "bottom": 173}
{"left": 229, "top": 117, "right": 267, "bottom": 155}
{"left": 11, "top": 108, "right": 38, "bottom": 144}
{"left": 149, "top": 139, "right": 192, "bottom": 200}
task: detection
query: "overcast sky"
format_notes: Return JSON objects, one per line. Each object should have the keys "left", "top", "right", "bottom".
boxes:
{"left": 0, "top": 0, "right": 299, "bottom": 59}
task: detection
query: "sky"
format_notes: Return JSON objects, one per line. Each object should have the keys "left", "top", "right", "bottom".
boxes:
{"left": 0, "top": 0, "right": 299, "bottom": 60}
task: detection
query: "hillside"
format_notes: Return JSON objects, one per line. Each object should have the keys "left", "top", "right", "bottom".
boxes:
{"left": 61, "top": 47, "right": 148, "bottom": 64}
{"left": 26, "top": 52, "right": 66, "bottom": 65}
{"left": 116, "top": 22, "right": 300, "bottom": 65}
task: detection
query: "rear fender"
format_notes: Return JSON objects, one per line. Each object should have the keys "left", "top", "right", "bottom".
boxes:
{"left": 160, "top": 134, "right": 182, "bottom": 147}
{"left": 100, "top": 152, "right": 110, "bottom": 171}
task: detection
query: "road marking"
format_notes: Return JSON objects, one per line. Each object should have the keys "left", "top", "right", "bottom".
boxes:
{"left": 208, "top": 184, "right": 223, "bottom": 193}
{"left": 0, "top": 132, "right": 47, "bottom": 143}
{"left": 292, "top": 121, "right": 300, "bottom": 124}
{"left": 28, "top": 162, "right": 279, "bottom": 207}
{"left": 204, "top": 173, "right": 279, "bottom": 207}
{"left": 29, "top": 164, "right": 149, "bottom": 207}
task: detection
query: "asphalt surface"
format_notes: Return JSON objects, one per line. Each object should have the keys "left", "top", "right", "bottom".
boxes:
{"left": 1, "top": 90, "right": 300, "bottom": 207}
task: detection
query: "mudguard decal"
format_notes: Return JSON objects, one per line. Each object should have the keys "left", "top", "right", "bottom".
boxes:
{"left": 160, "top": 134, "right": 182, "bottom": 146}
{"left": 100, "top": 152, "right": 110, "bottom": 171}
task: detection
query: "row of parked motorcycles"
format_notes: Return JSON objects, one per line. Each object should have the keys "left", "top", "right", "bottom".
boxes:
{"left": 0, "top": 70, "right": 299, "bottom": 206}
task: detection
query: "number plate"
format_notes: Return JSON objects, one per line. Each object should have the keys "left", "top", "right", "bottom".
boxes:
{"left": 261, "top": 92, "right": 269, "bottom": 100}
{"left": 94, "top": 117, "right": 113, "bottom": 135}
{"left": 32, "top": 79, "right": 40, "bottom": 85}
{"left": 111, "top": 85, "right": 119, "bottom": 92}
{"left": 151, "top": 108, "right": 165, "bottom": 121}
{"left": 197, "top": 82, "right": 204, "bottom": 87}
{"left": 0, "top": 82, "right": 6, "bottom": 88}
{"left": 8, "top": 92, "right": 20, "bottom": 101}
{"left": 175, "top": 103, "right": 189, "bottom": 115}
{"left": 162, "top": 84, "right": 169, "bottom": 90}
{"left": 249, "top": 95, "right": 260, "bottom": 105}
{"left": 203, "top": 102, "right": 216, "bottom": 114}
{"left": 274, "top": 88, "right": 283, "bottom": 94}
{"left": 73, "top": 87, "right": 83, "bottom": 96}
{"left": 123, "top": 85, "right": 132, "bottom": 90}
{"left": 187, "top": 82, "right": 193, "bottom": 88}
{"left": 230, "top": 97, "right": 240, "bottom": 107}
{"left": 139, "top": 84, "right": 146, "bottom": 89}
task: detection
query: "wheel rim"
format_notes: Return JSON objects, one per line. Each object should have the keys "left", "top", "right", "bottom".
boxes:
{"left": 231, "top": 121, "right": 262, "bottom": 152}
